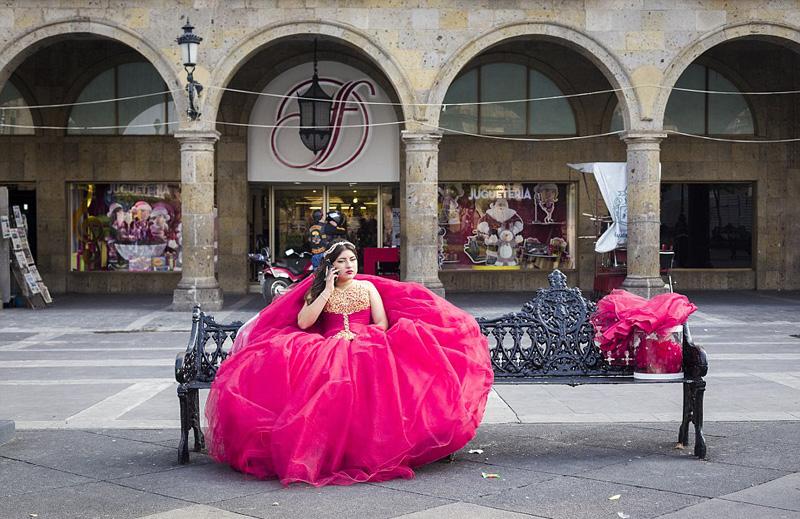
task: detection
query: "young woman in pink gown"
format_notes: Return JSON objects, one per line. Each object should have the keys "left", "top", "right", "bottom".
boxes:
{"left": 205, "top": 241, "right": 494, "bottom": 486}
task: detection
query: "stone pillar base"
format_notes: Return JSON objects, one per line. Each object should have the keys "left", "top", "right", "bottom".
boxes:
{"left": 172, "top": 285, "right": 224, "bottom": 311}
{"left": 423, "top": 279, "right": 446, "bottom": 297}
{"left": 621, "top": 276, "right": 669, "bottom": 298}
{"left": 404, "top": 276, "right": 445, "bottom": 297}
{"left": 0, "top": 419, "right": 14, "bottom": 446}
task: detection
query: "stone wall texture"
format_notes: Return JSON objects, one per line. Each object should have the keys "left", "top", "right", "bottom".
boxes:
{"left": 1, "top": 1, "right": 799, "bottom": 294}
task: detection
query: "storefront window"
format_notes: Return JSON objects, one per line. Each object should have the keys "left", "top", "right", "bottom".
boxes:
{"left": 274, "top": 188, "right": 324, "bottom": 258}
{"left": 68, "top": 62, "right": 176, "bottom": 135}
{"left": 381, "top": 185, "right": 400, "bottom": 248}
{"left": 328, "top": 187, "right": 379, "bottom": 250}
{"left": 441, "top": 63, "right": 576, "bottom": 136}
{"left": 0, "top": 80, "right": 35, "bottom": 135}
{"left": 69, "top": 183, "right": 182, "bottom": 272}
{"left": 248, "top": 186, "right": 270, "bottom": 282}
{"left": 610, "top": 64, "right": 754, "bottom": 135}
{"left": 438, "top": 182, "right": 575, "bottom": 271}
{"left": 660, "top": 183, "right": 753, "bottom": 268}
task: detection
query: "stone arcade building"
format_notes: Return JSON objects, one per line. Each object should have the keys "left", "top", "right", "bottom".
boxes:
{"left": 1, "top": 1, "right": 799, "bottom": 310}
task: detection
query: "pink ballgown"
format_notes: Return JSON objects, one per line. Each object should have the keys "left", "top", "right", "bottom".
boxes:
{"left": 205, "top": 275, "right": 494, "bottom": 486}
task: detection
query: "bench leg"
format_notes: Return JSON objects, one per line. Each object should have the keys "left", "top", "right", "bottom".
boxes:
{"left": 177, "top": 386, "right": 191, "bottom": 464}
{"left": 690, "top": 379, "right": 707, "bottom": 459}
{"left": 678, "top": 379, "right": 707, "bottom": 459}
{"left": 678, "top": 382, "right": 692, "bottom": 447}
{"left": 190, "top": 388, "right": 205, "bottom": 452}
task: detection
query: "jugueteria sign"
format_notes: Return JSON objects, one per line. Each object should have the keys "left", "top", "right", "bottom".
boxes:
{"left": 468, "top": 184, "right": 532, "bottom": 201}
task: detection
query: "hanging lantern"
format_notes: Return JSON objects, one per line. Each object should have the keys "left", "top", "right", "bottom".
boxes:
{"left": 297, "top": 40, "right": 332, "bottom": 153}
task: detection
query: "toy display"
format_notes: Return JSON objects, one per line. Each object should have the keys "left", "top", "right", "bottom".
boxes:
{"left": 437, "top": 182, "right": 573, "bottom": 271}
{"left": 70, "top": 183, "right": 182, "bottom": 272}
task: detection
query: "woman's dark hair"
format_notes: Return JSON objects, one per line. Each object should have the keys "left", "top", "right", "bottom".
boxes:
{"left": 304, "top": 241, "right": 358, "bottom": 305}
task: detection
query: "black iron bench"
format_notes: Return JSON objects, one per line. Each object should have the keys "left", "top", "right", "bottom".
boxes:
{"left": 477, "top": 270, "right": 708, "bottom": 458}
{"left": 175, "top": 270, "right": 708, "bottom": 464}
{"left": 174, "top": 307, "right": 242, "bottom": 464}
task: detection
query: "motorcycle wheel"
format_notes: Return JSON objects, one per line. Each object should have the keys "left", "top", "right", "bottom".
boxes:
{"left": 262, "top": 276, "right": 291, "bottom": 304}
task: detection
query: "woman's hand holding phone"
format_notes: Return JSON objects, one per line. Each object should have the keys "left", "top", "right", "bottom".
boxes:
{"left": 324, "top": 263, "right": 338, "bottom": 293}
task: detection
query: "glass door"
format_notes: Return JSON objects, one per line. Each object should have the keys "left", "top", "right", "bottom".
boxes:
{"left": 273, "top": 187, "right": 324, "bottom": 261}
{"left": 327, "top": 186, "right": 379, "bottom": 252}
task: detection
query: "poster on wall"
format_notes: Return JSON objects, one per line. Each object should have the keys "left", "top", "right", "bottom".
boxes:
{"left": 437, "top": 182, "right": 573, "bottom": 271}
{"left": 69, "top": 183, "right": 182, "bottom": 272}
{"left": 0, "top": 215, "right": 10, "bottom": 238}
{"left": 9, "top": 229, "right": 22, "bottom": 250}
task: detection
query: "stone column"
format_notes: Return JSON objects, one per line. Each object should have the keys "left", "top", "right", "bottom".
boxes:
{"left": 172, "top": 128, "right": 223, "bottom": 311}
{"left": 401, "top": 131, "right": 444, "bottom": 296}
{"left": 621, "top": 131, "right": 668, "bottom": 298}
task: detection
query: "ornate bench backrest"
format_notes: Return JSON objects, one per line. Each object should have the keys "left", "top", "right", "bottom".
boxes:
{"left": 177, "top": 306, "right": 243, "bottom": 385}
{"left": 476, "top": 270, "right": 631, "bottom": 378}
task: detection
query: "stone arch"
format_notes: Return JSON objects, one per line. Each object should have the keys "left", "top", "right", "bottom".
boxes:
{"left": 205, "top": 21, "right": 417, "bottom": 125}
{"left": 427, "top": 22, "right": 640, "bottom": 131}
{"left": 653, "top": 21, "right": 800, "bottom": 127}
{"left": 1, "top": 73, "right": 43, "bottom": 135}
{"left": 0, "top": 17, "right": 184, "bottom": 121}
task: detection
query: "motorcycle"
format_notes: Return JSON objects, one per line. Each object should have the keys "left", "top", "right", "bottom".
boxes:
{"left": 248, "top": 247, "right": 314, "bottom": 304}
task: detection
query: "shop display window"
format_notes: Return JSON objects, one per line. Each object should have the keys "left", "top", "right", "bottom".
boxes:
{"left": 381, "top": 185, "right": 400, "bottom": 248}
{"left": 69, "top": 183, "right": 181, "bottom": 272}
{"left": 660, "top": 183, "right": 753, "bottom": 268}
{"left": 438, "top": 182, "right": 575, "bottom": 271}
{"left": 274, "top": 188, "right": 325, "bottom": 257}
{"left": 328, "top": 187, "right": 379, "bottom": 249}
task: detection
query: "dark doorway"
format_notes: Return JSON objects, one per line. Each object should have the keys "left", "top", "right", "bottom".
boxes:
{"left": 4, "top": 184, "right": 36, "bottom": 261}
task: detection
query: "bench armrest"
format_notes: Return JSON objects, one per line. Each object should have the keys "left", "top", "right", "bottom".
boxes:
{"left": 682, "top": 323, "right": 708, "bottom": 380}
{"left": 175, "top": 306, "right": 203, "bottom": 384}
{"left": 175, "top": 305, "right": 245, "bottom": 385}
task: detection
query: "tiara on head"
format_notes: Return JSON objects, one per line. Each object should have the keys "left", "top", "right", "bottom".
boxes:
{"left": 323, "top": 240, "right": 355, "bottom": 257}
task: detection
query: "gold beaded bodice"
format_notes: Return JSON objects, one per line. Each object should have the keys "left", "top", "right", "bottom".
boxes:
{"left": 323, "top": 281, "right": 371, "bottom": 340}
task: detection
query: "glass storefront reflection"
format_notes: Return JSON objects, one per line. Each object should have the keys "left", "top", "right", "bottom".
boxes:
{"left": 247, "top": 185, "right": 399, "bottom": 281}
{"left": 328, "top": 187, "right": 378, "bottom": 250}
{"left": 274, "top": 188, "right": 324, "bottom": 259}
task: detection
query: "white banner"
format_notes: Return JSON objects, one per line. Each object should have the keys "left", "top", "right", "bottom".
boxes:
{"left": 248, "top": 61, "right": 400, "bottom": 183}
{"left": 568, "top": 162, "right": 628, "bottom": 253}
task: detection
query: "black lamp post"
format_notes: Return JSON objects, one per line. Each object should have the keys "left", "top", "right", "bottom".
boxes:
{"left": 297, "top": 40, "right": 333, "bottom": 153}
{"left": 176, "top": 20, "right": 203, "bottom": 120}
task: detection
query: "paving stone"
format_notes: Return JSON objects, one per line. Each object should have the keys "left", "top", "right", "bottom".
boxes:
{"left": 0, "top": 457, "right": 94, "bottom": 498}
{"left": 0, "top": 481, "right": 185, "bottom": 519}
{"left": 376, "top": 459, "right": 554, "bottom": 500}
{"left": 95, "top": 428, "right": 181, "bottom": 446}
{"left": 461, "top": 429, "right": 645, "bottom": 476}
{"left": 215, "top": 482, "right": 451, "bottom": 519}
{"left": 701, "top": 433, "right": 800, "bottom": 472}
{"left": 658, "top": 498, "right": 800, "bottom": 519}
{"left": 0, "top": 384, "right": 129, "bottom": 420}
{"left": 466, "top": 475, "right": 704, "bottom": 519}
{"left": 397, "top": 501, "right": 546, "bottom": 518}
{"left": 115, "top": 460, "right": 281, "bottom": 504}
{"left": 578, "top": 453, "right": 788, "bottom": 498}
{"left": 0, "top": 430, "right": 199, "bottom": 480}
{"left": 474, "top": 422, "right": 687, "bottom": 456}
{"left": 721, "top": 473, "right": 800, "bottom": 512}
{"left": 138, "top": 504, "right": 260, "bottom": 518}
